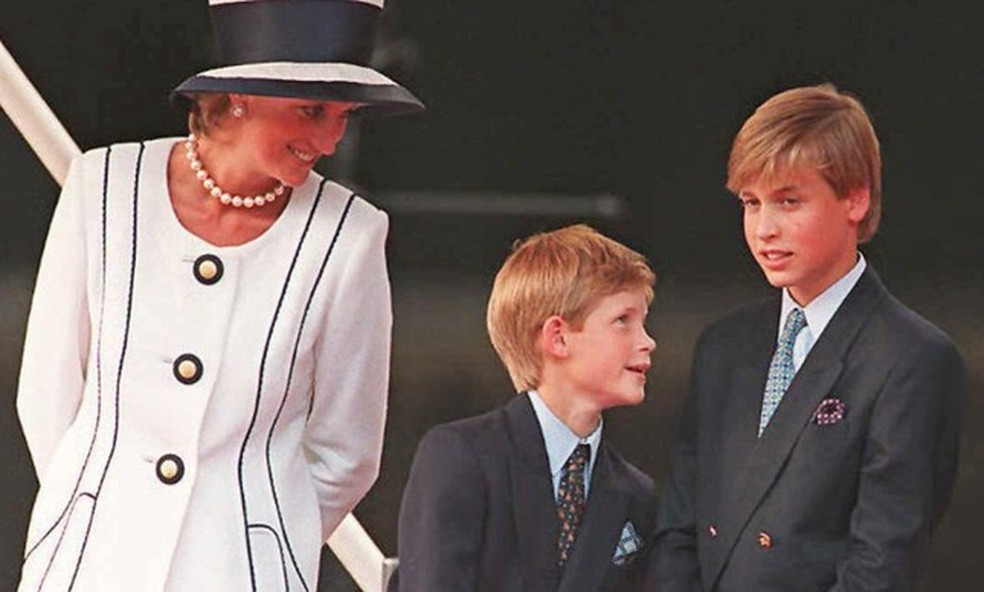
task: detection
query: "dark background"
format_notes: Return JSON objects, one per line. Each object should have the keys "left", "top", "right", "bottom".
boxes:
{"left": 1, "top": 1, "right": 981, "bottom": 589}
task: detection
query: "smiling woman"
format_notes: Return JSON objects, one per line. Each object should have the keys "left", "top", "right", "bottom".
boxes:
{"left": 170, "top": 96, "right": 363, "bottom": 245}
{"left": 13, "top": 1, "right": 422, "bottom": 591}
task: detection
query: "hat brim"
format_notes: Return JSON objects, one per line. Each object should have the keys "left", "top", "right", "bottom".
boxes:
{"left": 173, "top": 62, "right": 424, "bottom": 117}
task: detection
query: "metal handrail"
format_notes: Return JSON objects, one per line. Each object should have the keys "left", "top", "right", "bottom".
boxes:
{"left": 0, "top": 40, "right": 78, "bottom": 181}
{"left": 0, "top": 38, "right": 392, "bottom": 592}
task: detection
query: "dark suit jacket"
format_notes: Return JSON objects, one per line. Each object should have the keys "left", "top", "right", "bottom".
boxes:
{"left": 392, "top": 394, "right": 657, "bottom": 591}
{"left": 649, "top": 267, "right": 966, "bottom": 592}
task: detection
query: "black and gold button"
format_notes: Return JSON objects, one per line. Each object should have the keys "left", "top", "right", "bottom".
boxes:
{"left": 173, "top": 353, "right": 203, "bottom": 385}
{"left": 193, "top": 254, "right": 224, "bottom": 285}
{"left": 757, "top": 531, "right": 773, "bottom": 549}
{"left": 156, "top": 454, "right": 185, "bottom": 485}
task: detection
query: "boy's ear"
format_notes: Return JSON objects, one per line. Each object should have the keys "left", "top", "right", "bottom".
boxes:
{"left": 846, "top": 187, "right": 871, "bottom": 224}
{"left": 540, "top": 315, "right": 570, "bottom": 359}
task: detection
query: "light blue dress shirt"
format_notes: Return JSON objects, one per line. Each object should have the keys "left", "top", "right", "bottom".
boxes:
{"left": 528, "top": 390, "right": 602, "bottom": 501}
{"left": 780, "top": 253, "right": 867, "bottom": 371}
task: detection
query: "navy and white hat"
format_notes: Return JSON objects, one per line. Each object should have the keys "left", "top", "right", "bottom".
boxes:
{"left": 174, "top": 0, "right": 423, "bottom": 116}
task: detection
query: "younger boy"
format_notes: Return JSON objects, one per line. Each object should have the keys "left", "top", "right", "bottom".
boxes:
{"left": 393, "top": 224, "right": 658, "bottom": 591}
{"left": 650, "top": 84, "right": 966, "bottom": 591}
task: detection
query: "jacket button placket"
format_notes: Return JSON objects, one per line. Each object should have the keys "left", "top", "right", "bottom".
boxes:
{"left": 173, "top": 353, "right": 203, "bottom": 385}
{"left": 193, "top": 253, "right": 224, "bottom": 285}
{"left": 156, "top": 454, "right": 185, "bottom": 485}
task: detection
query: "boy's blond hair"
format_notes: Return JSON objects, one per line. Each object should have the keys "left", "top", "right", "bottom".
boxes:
{"left": 727, "top": 83, "right": 882, "bottom": 243}
{"left": 487, "top": 224, "right": 655, "bottom": 392}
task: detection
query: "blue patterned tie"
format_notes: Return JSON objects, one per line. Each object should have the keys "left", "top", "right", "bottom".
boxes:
{"left": 557, "top": 443, "right": 590, "bottom": 566}
{"left": 758, "top": 308, "right": 807, "bottom": 436}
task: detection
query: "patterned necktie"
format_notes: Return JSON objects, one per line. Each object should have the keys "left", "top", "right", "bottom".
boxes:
{"left": 557, "top": 443, "right": 590, "bottom": 566}
{"left": 758, "top": 308, "right": 807, "bottom": 436}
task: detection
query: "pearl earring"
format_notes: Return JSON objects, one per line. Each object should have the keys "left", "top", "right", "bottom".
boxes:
{"left": 232, "top": 104, "right": 245, "bottom": 118}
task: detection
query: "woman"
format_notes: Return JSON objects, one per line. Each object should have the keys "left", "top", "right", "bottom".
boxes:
{"left": 16, "top": 1, "right": 422, "bottom": 590}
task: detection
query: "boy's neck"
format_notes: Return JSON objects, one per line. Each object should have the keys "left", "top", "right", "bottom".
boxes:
{"left": 534, "top": 383, "right": 602, "bottom": 438}
{"left": 788, "top": 250, "right": 862, "bottom": 307}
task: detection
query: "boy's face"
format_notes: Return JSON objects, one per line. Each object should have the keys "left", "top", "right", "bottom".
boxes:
{"left": 563, "top": 289, "right": 656, "bottom": 409}
{"left": 738, "top": 166, "right": 868, "bottom": 306}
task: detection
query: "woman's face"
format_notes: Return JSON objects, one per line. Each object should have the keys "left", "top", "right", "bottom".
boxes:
{"left": 231, "top": 96, "right": 359, "bottom": 187}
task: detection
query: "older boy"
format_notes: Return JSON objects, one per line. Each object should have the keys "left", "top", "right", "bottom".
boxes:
{"left": 650, "top": 84, "right": 966, "bottom": 591}
{"left": 393, "top": 225, "right": 658, "bottom": 591}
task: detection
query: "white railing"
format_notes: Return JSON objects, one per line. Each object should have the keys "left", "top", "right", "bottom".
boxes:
{"left": 0, "top": 38, "right": 394, "bottom": 592}
{"left": 0, "top": 40, "right": 79, "bottom": 180}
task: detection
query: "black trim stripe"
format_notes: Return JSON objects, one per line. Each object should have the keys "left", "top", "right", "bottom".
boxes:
{"left": 211, "top": 0, "right": 380, "bottom": 67}
{"left": 237, "top": 179, "right": 328, "bottom": 591}
{"left": 70, "top": 142, "right": 144, "bottom": 589}
{"left": 264, "top": 191, "right": 358, "bottom": 591}
{"left": 174, "top": 78, "right": 424, "bottom": 117}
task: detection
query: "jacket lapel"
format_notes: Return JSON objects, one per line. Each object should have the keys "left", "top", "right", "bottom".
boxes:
{"left": 506, "top": 395, "right": 563, "bottom": 590}
{"left": 698, "top": 302, "right": 776, "bottom": 585}
{"left": 719, "top": 318, "right": 777, "bottom": 491}
{"left": 706, "top": 268, "right": 887, "bottom": 588}
{"left": 557, "top": 444, "right": 629, "bottom": 592}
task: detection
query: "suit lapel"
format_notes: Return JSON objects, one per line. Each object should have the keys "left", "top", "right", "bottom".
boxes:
{"left": 506, "top": 395, "right": 563, "bottom": 590}
{"left": 557, "top": 444, "right": 629, "bottom": 592}
{"left": 698, "top": 302, "right": 776, "bottom": 585}
{"left": 719, "top": 318, "right": 776, "bottom": 491}
{"left": 707, "top": 268, "right": 887, "bottom": 588}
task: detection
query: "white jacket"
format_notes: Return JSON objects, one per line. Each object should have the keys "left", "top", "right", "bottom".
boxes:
{"left": 17, "top": 138, "right": 391, "bottom": 591}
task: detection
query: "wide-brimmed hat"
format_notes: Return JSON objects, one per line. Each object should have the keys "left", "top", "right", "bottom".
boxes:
{"left": 174, "top": 0, "right": 424, "bottom": 116}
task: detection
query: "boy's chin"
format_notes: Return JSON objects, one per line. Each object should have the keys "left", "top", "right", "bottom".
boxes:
{"left": 759, "top": 269, "right": 792, "bottom": 290}
{"left": 612, "top": 390, "right": 647, "bottom": 408}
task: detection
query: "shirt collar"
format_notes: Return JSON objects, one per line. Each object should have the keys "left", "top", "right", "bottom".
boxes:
{"left": 780, "top": 252, "right": 867, "bottom": 341}
{"left": 527, "top": 390, "right": 602, "bottom": 479}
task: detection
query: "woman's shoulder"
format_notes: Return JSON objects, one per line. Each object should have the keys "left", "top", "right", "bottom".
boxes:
{"left": 305, "top": 175, "right": 389, "bottom": 231}
{"left": 75, "top": 137, "right": 179, "bottom": 170}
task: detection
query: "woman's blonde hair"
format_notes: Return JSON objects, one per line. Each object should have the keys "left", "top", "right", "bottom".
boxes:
{"left": 727, "top": 83, "right": 882, "bottom": 243}
{"left": 486, "top": 224, "right": 655, "bottom": 392}
{"left": 186, "top": 93, "right": 232, "bottom": 137}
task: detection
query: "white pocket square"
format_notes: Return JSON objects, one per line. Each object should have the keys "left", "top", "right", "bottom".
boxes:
{"left": 611, "top": 520, "right": 642, "bottom": 565}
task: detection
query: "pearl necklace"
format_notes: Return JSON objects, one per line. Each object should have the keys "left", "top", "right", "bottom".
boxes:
{"left": 184, "top": 134, "right": 286, "bottom": 208}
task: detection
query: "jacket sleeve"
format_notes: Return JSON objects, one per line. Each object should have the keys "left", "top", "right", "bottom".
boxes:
{"left": 16, "top": 154, "right": 91, "bottom": 481}
{"left": 830, "top": 337, "right": 966, "bottom": 591}
{"left": 304, "top": 205, "right": 392, "bottom": 541}
{"left": 646, "top": 330, "right": 707, "bottom": 592}
{"left": 395, "top": 425, "right": 486, "bottom": 591}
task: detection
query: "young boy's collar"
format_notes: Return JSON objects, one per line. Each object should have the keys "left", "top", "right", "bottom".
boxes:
{"left": 780, "top": 252, "right": 866, "bottom": 343}
{"left": 528, "top": 390, "right": 602, "bottom": 480}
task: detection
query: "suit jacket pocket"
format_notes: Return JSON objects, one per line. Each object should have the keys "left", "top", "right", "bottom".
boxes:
{"left": 21, "top": 493, "right": 96, "bottom": 590}
{"left": 248, "top": 524, "right": 289, "bottom": 591}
